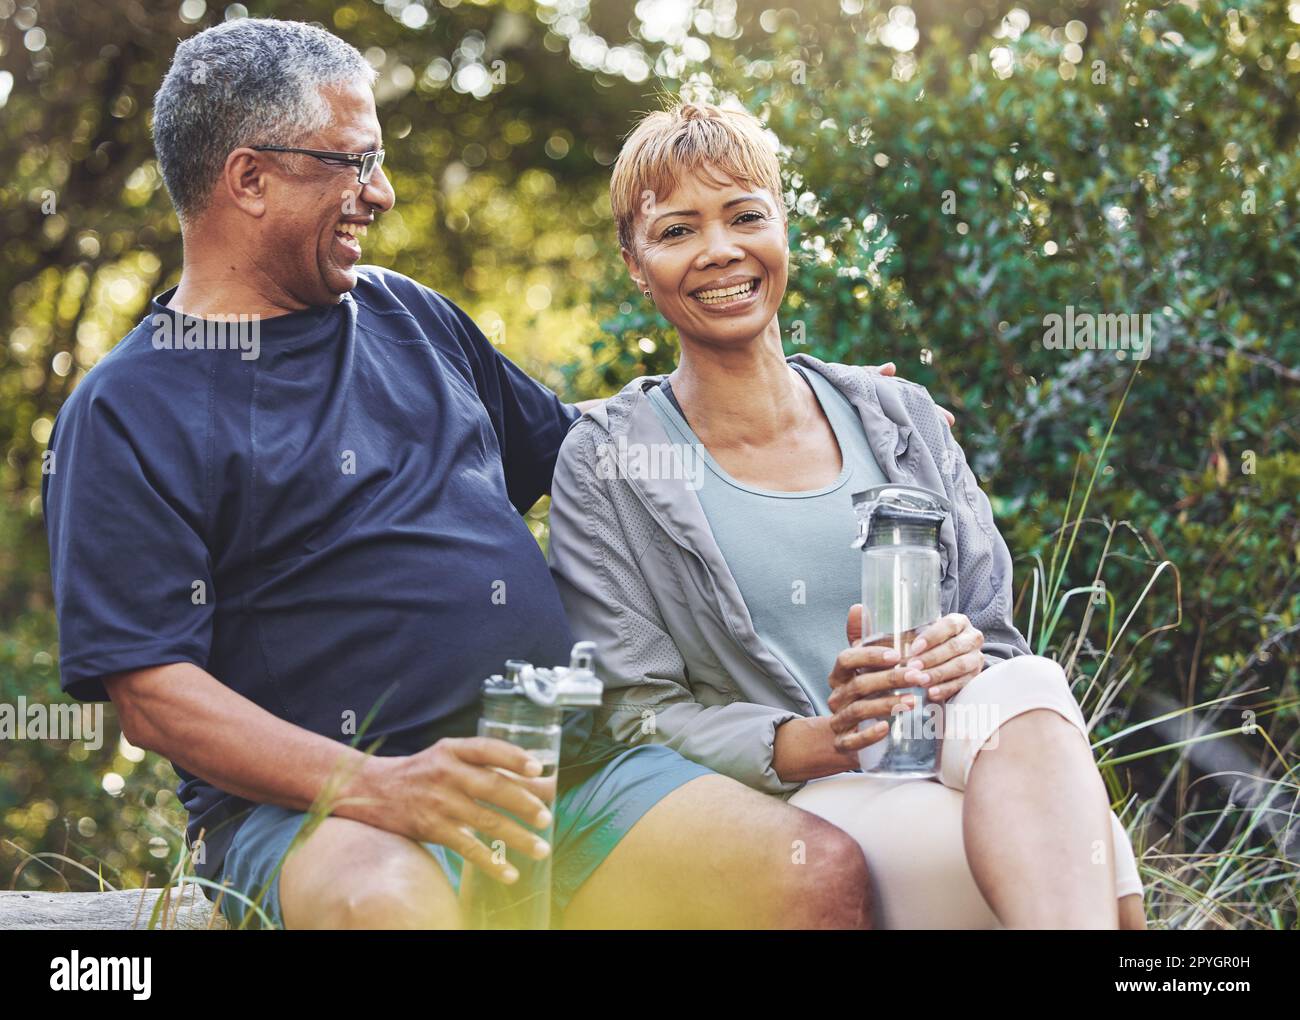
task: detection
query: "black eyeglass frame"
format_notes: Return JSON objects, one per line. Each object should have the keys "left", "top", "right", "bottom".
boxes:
{"left": 250, "top": 146, "right": 386, "bottom": 184}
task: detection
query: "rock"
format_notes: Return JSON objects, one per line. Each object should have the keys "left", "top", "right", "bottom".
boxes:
{"left": 0, "top": 886, "right": 228, "bottom": 930}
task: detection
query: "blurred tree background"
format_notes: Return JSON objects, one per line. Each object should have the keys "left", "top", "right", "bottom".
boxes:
{"left": 1, "top": 0, "right": 1296, "bottom": 925}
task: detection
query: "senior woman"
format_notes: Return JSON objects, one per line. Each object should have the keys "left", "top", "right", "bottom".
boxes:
{"left": 547, "top": 101, "right": 1146, "bottom": 929}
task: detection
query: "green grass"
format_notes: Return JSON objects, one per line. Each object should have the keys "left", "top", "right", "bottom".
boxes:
{"left": 1015, "top": 362, "right": 1298, "bottom": 929}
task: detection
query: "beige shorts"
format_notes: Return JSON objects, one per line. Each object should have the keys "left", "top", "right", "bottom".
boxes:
{"left": 788, "top": 654, "right": 1144, "bottom": 929}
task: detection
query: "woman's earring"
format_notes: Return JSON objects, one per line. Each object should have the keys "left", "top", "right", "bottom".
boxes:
{"left": 642, "top": 289, "right": 651, "bottom": 297}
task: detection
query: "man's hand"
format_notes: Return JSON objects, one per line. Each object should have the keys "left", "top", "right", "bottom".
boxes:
{"left": 103, "top": 663, "right": 557, "bottom": 889}
{"left": 379, "top": 736, "right": 556, "bottom": 885}
{"left": 873, "top": 361, "right": 956, "bottom": 428}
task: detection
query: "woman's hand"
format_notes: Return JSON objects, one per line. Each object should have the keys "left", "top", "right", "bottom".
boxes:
{"left": 826, "top": 606, "right": 926, "bottom": 754}
{"left": 774, "top": 602, "right": 923, "bottom": 775}
{"left": 772, "top": 716, "right": 861, "bottom": 783}
{"left": 825, "top": 638, "right": 925, "bottom": 754}
{"left": 825, "top": 607, "right": 985, "bottom": 753}
{"left": 896, "top": 612, "right": 985, "bottom": 703}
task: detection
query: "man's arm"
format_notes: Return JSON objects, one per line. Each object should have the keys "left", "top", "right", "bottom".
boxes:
{"left": 107, "top": 662, "right": 387, "bottom": 818}
{"left": 106, "top": 662, "right": 554, "bottom": 882}
{"left": 876, "top": 360, "right": 956, "bottom": 427}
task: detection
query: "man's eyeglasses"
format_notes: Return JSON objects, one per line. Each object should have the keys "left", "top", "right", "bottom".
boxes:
{"left": 251, "top": 146, "right": 386, "bottom": 185}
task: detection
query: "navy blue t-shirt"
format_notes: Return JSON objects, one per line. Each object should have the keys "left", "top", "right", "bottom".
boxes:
{"left": 42, "top": 266, "right": 597, "bottom": 881}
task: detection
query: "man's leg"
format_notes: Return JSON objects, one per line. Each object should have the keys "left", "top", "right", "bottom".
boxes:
{"left": 560, "top": 773, "right": 872, "bottom": 929}
{"left": 277, "top": 816, "right": 462, "bottom": 929}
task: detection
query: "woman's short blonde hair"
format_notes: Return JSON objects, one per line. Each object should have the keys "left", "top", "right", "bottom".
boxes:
{"left": 610, "top": 101, "right": 786, "bottom": 254}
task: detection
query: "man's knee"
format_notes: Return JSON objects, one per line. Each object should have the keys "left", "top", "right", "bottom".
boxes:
{"left": 327, "top": 864, "right": 461, "bottom": 930}
{"left": 280, "top": 818, "right": 461, "bottom": 929}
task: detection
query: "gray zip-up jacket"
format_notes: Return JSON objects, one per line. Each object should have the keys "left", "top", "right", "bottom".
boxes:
{"left": 547, "top": 353, "right": 1031, "bottom": 796}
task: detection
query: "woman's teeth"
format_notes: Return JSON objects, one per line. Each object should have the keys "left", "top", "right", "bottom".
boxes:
{"left": 693, "top": 279, "right": 757, "bottom": 305}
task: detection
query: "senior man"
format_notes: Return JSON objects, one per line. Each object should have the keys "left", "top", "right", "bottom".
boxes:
{"left": 41, "top": 18, "right": 877, "bottom": 929}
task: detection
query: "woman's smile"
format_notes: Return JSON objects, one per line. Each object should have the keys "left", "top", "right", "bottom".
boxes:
{"left": 689, "top": 275, "right": 762, "bottom": 311}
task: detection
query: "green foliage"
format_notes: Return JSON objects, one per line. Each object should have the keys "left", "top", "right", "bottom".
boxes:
{"left": 592, "top": 0, "right": 1298, "bottom": 740}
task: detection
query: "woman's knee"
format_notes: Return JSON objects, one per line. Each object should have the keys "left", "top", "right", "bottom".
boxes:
{"left": 978, "top": 657, "right": 1090, "bottom": 750}
{"left": 1118, "top": 893, "right": 1148, "bottom": 930}
{"left": 946, "top": 657, "right": 1085, "bottom": 787}
{"left": 980, "top": 653, "right": 1070, "bottom": 694}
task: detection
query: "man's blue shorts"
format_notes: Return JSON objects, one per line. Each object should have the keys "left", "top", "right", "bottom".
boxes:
{"left": 215, "top": 742, "right": 714, "bottom": 929}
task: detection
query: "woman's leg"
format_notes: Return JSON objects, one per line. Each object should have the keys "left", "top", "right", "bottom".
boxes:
{"left": 789, "top": 655, "right": 1147, "bottom": 929}
{"left": 961, "top": 707, "right": 1118, "bottom": 927}
{"left": 939, "top": 655, "right": 1147, "bottom": 930}
{"left": 1119, "top": 894, "right": 1147, "bottom": 930}
{"left": 788, "top": 772, "right": 1003, "bottom": 929}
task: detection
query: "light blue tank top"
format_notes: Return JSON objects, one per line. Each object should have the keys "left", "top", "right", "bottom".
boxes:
{"left": 646, "top": 365, "right": 889, "bottom": 713}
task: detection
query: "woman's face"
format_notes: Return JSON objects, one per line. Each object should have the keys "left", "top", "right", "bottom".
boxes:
{"left": 623, "top": 165, "right": 788, "bottom": 350}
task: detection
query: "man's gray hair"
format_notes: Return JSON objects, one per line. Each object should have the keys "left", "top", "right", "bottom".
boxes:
{"left": 152, "top": 18, "right": 377, "bottom": 223}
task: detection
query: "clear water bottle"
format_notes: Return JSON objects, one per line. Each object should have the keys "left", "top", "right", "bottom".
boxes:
{"left": 459, "top": 642, "right": 602, "bottom": 930}
{"left": 850, "top": 484, "right": 951, "bottom": 778}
